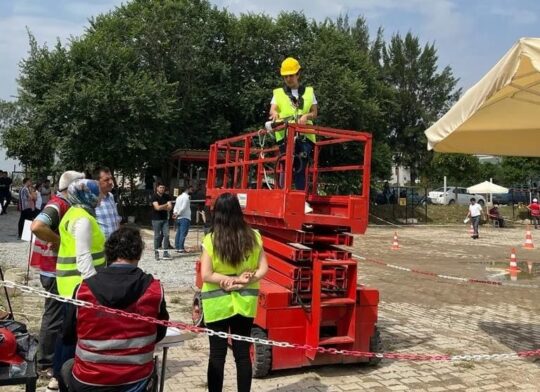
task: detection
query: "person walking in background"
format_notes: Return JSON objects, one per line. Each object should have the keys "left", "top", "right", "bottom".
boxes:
{"left": 151, "top": 182, "right": 172, "bottom": 260}
{"left": 201, "top": 193, "right": 268, "bottom": 392}
{"left": 93, "top": 167, "right": 121, "bottom": 239}
{"left": 527, "top": 198, "right": 540, "bottom": 229}
{"left": 30, "top": 170, "right": 84, "bottom": 390}
{"left": 466, "top": 197, "right": 484, "bottom": 239}
{"left": 0, "top": 170, "right": 13, "bottom": 214}
{"left": 59, "top": 227, "right": 169, "bottom": 392}
{"left": 18, "top": 177, "right": 37, "bottom": 238}
{"left": 173, "top": 185, "right": 193, "bottom": 253}
{"left": 34, "top": 182, "right": 43, "bottom": 213}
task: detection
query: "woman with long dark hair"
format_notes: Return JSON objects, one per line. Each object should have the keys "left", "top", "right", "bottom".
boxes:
{"left": 200, "top": 193, "right": 268, "bottom": 392}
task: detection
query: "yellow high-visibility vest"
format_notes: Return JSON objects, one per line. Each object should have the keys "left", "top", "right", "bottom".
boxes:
{"left": 57, "top": 207, "right": 105, "bottom": 298}
{"left": 272, "top": 86, "right": 316, "bottom": 143}
{"left": 201, "top": 230, "right": 262, "bottom": 323}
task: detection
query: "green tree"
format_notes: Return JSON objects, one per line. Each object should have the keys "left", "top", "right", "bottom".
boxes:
{"left": 500, "top": 157, "right": 540, "bottom": 186}
{"left": 382, "top": 32, "right": 460, "bottom": 183}
{"left": 427, "top": 153, "right": 482, "bottom": 186}
{"left": 1, "top": 35, "right": 69, "bottom": 177}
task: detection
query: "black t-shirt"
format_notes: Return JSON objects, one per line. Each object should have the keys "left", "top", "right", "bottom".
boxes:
{"left": 151, "top": 193, "right": 171, "bottom": 220}
{"left": 0, "top": 177, "right": 12, "bottom": 194}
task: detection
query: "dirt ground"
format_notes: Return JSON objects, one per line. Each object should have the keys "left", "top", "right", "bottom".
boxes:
{"left": 2, "top": 220, "right": 540, "bottom": 391}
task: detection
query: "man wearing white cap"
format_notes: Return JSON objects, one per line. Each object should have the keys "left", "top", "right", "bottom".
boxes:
{"left": 30, "top": 170, "right": 84, "bottom": 388}
{"left": 527, "top": 198, "right": 540, "bottom": 229}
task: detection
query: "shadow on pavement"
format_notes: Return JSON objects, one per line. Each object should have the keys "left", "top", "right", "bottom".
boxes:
{"left": 479, "top": 321, "right": 540, "bottom": 366}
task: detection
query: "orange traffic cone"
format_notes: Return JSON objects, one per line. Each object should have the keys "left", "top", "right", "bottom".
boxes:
{"left": 527, "top": 260, "right": 533, "bottom": 274}
{"left": 507, "top": 248, "right": 521, "bottom": 272}
{"left": 523, "top": 227, "right": 535, "bottom": 249}
{"left": 391, "top": 232, "right": 400, "bottom": 250}
{"left": 509, "top": 270, "right": 519, "bottom": 281}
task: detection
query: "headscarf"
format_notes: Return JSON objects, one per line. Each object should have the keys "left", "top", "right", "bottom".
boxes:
{"left": 67, "top": 179, "right": 101, "bottom": 214}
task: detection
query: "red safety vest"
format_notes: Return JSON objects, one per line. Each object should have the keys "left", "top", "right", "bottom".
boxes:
{"left": 72, "top": 279, "right": 163, "bottom": 386}
{"left": 30, "top": 195, "right": 70, "bottom": 273}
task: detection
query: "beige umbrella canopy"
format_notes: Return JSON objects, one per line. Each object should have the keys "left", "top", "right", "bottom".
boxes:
{"left": 467, "top": 181, "right": 508, "bottom": 194}
{"left": 425, "top": 38, "right": 540, "bottom": 157}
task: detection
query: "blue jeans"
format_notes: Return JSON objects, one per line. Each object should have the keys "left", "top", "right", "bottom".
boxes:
{"left": 278, "top": 139, "right": 314, "bottom": 190}
{"left": 175, "top": 218, "right": 190, "bottom": 251}
{"left": 152, "top": 219, "right": 169, "bottom": 251}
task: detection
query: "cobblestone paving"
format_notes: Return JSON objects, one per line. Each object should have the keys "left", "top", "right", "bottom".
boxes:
{"left": 1, "top": 208, "right": 539, "bottom": 391}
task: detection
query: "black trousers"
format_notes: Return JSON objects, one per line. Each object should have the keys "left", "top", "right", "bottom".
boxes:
{"left": 0, "top": 192, "right": 10, "bottom": 214}
{"left": 18, "top": 208, "right": 34, "bottom": 238}
{"left": 206, "top": 314, "right": 254, "bottom": 392}
{"left": 38, "top": 275, "right": 64, "bottom": 370}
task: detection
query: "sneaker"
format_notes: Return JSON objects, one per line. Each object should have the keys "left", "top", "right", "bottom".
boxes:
{"left": 175, "top": 249, "right": 186, "bottom": 254}
{"left": 304, "top": 202, "right": 313, "bottom": 214}
{"left": 46, "top": 377, "right": 59, "bottom": 391}
{"left": 38, "top": 367, "right": 54, "bottom": 378}
{"left": 162, "top": 253, "right": 172, "bottom": 260}
{"left": 154, "top": 252, "right": 160, "bottom": 261}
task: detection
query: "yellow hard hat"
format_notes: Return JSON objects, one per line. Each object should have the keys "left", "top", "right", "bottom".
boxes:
{"left": 280, "top": 57, "right": 301, "bottom": 76}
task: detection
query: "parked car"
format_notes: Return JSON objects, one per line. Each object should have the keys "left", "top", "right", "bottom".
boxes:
{"left": 10, "top": 189, "right": 19, "bottom": 205}
{"left": 428, "top": 186, "right": 485, "bottom": 205}
{"left": 492, "top": 189, "right": 532, "bottom": 205}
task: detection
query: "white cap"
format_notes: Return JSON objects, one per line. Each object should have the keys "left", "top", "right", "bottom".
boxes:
{"left": 534, "top": 198, "right": 538, "bottom": 203}
{"left": 58, "top": 171, "right": 85, "bottom": 192}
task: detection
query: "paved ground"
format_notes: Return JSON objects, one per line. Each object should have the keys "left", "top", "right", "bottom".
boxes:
{"left": 1, "top": 206, "right": 539, "bottom": 391}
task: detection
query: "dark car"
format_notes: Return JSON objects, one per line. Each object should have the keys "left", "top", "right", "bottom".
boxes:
{"left": 492, "top": 189, "right": 531, "bottom": 205}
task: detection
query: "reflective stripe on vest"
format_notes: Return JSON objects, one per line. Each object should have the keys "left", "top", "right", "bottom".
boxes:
{"left": 201, "top": 230, "right": 262, "bottom": 323}
{"left": 201, "top": 288, "right": 259, "bottom": 300}
{"left": 272, "top": 86, "right": 315, "bottom": 143}
{"left": 30, "top": 195, "right": 70, "bottom": 273}
{"left": 76, "top": 346, "right": 154, "bottom": 366}
{"left": 57, "top": 207, "right": 105, "bottom": 298}
{"left": 79, "top": 334, "right": 157, "bottom": 350}
{"left": 57, "top": 251, "right": 105, "bottom": 264}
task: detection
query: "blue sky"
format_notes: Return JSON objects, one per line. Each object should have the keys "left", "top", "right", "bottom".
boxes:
{"left": 1, "top": 0, "right": 539, "bottom": 169}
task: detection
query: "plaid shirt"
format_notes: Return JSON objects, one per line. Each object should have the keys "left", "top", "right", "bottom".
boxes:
{"left": 95, "top": 192, "right": 121, "bottom": 239}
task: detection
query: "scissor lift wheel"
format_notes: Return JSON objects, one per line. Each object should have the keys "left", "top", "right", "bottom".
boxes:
{"left": 250, "top": 327, "right": 272, "bottom": 378}
{"left": 191, "top": 291, "right": 204, "bottom": 327}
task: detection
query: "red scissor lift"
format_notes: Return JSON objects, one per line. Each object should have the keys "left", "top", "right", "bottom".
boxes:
{"left": 194, "top": 124, "right": 381, "bottom": 376}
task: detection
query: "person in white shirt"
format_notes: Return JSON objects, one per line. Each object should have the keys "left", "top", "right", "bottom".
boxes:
{"left": 173, "top": 186, "right": 193, "bottom": 253}
{"left": 466, "top": 198, "right": 484, "bottom": 239}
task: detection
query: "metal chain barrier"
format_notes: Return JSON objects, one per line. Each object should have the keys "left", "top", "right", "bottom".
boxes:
{"left": 1, "top": 279, "right": 539, "bottom": 362}
{"left": 354, "top": 254, "right": 540, "bottom": 289}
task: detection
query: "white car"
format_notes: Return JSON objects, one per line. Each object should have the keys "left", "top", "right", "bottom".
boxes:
{"left": 428, "top": 186, "right": 485, "bottom": 205}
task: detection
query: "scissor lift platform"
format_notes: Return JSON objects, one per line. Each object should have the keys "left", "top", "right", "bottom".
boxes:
{"left": 194, "top": 124, "right": 381, "bottom": 376}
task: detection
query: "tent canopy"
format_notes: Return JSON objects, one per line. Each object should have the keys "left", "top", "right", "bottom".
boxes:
{"left": 425, "top": 38, "right": 540, "bottom": 157}
{"left": 467, "top": 181, "right": 508, "bottom": 194}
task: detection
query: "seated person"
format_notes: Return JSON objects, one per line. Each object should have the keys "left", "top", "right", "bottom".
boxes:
{"left": 60, "top": 227, "right": 169, "bottom": 392}
{"left": 488, "top": 205, "right": 505, "bottom": 227}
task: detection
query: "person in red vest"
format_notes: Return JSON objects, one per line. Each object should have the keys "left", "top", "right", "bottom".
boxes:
{"left": 59, "top": 227, "right": 169, "bottom": 392}
{"left": 30, "top": 170, "right": 85, "bottom": 386}
{"left": 527, "top": 198, "right": 540, "bottom": 229}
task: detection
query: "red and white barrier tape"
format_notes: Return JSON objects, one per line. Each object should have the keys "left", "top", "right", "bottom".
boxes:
{"left": 0, "top": 279, "right": 539, "bottom": 362}
{"left": 354, "top": 254, "right": 540, "bottom": 289}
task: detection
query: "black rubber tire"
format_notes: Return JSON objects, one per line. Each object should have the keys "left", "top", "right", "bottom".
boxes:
{"left": 367, "top": 326, "right": 383, "bottom": 366}
{"left": 250, "top": 327, "right": 272, "bottom": 378}
{"left": 192, "top": 291, "right": 204, "bottom": 327}
{"left": 448, "top": 199, "right": 455, "bottom": 205}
